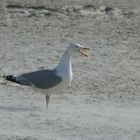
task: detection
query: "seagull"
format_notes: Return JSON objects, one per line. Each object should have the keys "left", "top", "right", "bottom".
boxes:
{"left": 3, "top": 43, "right": 90, "bottom": 107}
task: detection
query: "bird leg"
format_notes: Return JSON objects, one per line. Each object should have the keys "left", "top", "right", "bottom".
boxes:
{"left": 46, "top": 94, "right": 50, "bottom": 108}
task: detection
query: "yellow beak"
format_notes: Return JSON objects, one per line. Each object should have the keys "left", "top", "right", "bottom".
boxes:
{"left": 79, "top": 47, "right": 90, "bottom": 57}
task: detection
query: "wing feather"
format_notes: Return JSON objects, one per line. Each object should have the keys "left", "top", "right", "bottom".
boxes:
{"left": 16, "top": 69, "right": 62, "bottom": 89}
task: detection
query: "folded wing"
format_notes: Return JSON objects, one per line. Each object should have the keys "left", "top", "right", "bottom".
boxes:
{"left": 16, "top": 69, "right": 62, "bottom": 89}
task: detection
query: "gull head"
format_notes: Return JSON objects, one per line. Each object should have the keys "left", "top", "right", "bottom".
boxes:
{"left": 68, "top": 43, "right": 90, "bottom": 57}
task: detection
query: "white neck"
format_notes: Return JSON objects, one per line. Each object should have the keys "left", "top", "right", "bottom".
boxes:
{"left": 54, "top": 48, "right": 73, "bottom": 85}
{"left": 55, "top": 48, "right": 72, "bottom": 73}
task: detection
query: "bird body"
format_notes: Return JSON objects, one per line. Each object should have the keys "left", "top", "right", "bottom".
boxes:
{"left": 3, "top": 43, "right": 90, "bottom": 107}
{"left": 16, "top": 45, "right": 73, "bottom": 93}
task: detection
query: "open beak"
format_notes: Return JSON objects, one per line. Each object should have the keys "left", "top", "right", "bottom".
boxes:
{"left": 79, "top": 47, "right": 90, "bottom": 57}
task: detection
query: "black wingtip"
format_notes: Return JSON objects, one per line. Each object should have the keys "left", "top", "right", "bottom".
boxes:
{"left": 3, "top": 75, "right": 17, "bottom": 82}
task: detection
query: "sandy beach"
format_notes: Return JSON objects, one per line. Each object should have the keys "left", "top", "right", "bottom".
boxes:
{"left": 0, "top": 0, "right": 140, "bottom": 139}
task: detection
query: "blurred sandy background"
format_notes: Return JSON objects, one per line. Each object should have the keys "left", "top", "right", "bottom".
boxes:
{"left": 0, "top": 0, "right": 140, "bottom": 140}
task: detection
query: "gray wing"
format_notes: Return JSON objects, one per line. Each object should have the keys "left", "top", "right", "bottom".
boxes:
{"left": 15, "top": 69, "right": 62, "bottom": 89}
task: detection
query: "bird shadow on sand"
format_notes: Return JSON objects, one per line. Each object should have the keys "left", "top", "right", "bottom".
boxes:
{"left": 0, "top": 105, "right": 37, "bottom": 112}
